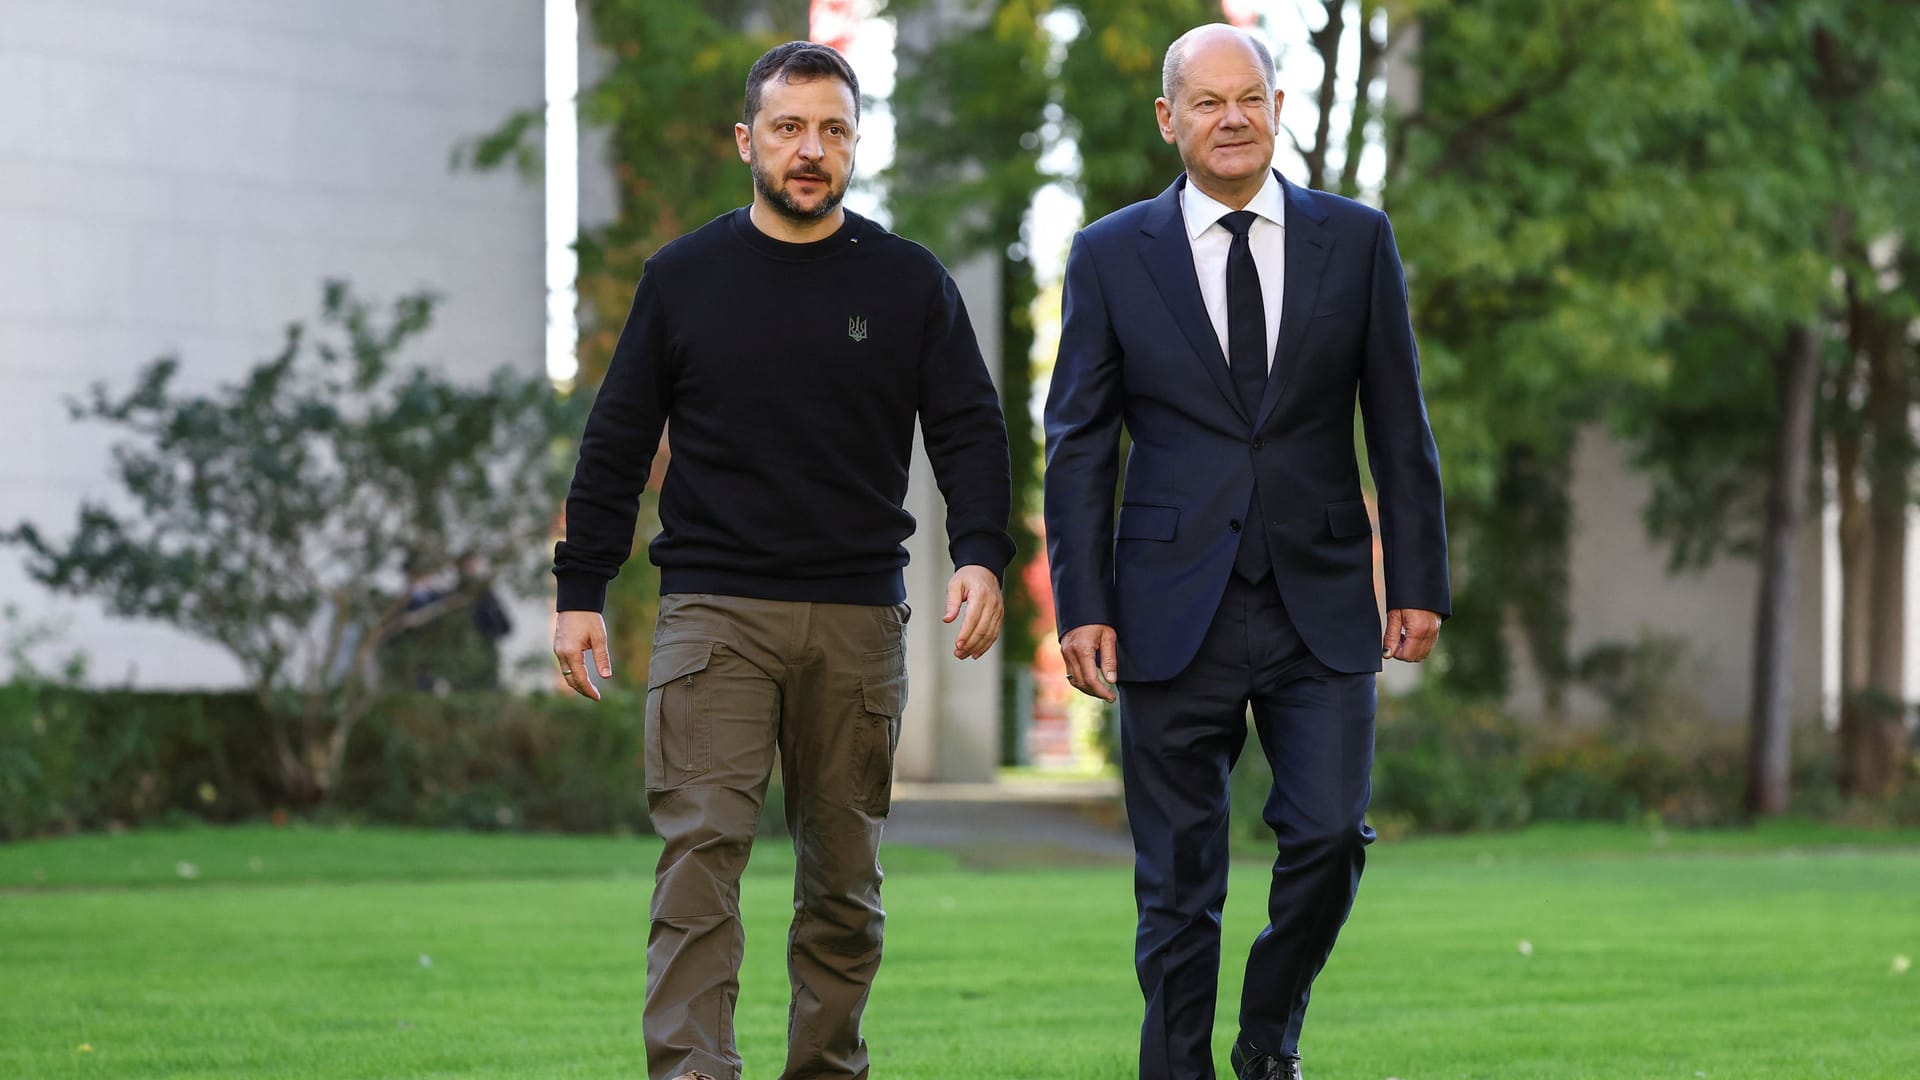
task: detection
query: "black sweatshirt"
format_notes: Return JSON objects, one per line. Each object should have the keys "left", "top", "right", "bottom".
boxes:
{"left": 553, "top": 208, "right": 1015, "bottom": 612}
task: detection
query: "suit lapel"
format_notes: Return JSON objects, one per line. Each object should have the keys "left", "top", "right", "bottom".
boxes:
{"left": 1137, "top": 177, "right": 1248, "bottom": 425}
{"left": 1256, "top": 173, "right": 1332, "bottom": 430}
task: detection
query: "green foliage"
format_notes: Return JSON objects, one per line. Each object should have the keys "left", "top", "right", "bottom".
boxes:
{"left": 1612, "top": 1, "right": 1914, "bottom": 572}
{"left": 1388, "top": 0, "right": 1728, "bottom": 693}
{"left": 2, "top": 283, "right": 579, "bottom": 802}
{"left": 0, "top": 688, "right": 282, "bottom": 840}
{"left": 334, "top": 691, "right": 657, "bottom": 835}
{"left": 0, "top": 680, "right": 788, "bottom": 841}
{"left": 20, "top": 680, "right": 1879, "bottom": 843}
{"left": 1057, "top": 0, "right": 1216, "bottom": 219}
{"left": 1226, "top": 687, "right": 1846, "bottom": 846}
{"left": 1362, "top": 691, "right": 1532, "bottom": 833}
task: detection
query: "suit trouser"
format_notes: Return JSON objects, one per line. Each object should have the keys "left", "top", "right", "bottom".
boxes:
{"left": 641, "top": 593, "right": 910, "bottom": 1080}
{"left": 1119, "top": 574, "right": 1376, "bottom": 1079}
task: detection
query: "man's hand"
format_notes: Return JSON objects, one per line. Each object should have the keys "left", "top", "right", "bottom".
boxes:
{"left": 1383, "top": 608, "right": 1442, "bottom": 663}
{"left": 553, "top": 610, "right": 612, "bottom": 700}
{"left": 944, "top": 565, "right": 1004, "bottom": 659}
{"left": 1059, "top": 623, "right": 1118, "bottom": 702}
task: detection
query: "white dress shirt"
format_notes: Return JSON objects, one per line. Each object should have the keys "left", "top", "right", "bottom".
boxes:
{"left": 1181, "top": 171, "right": 1286, "bottom": 372}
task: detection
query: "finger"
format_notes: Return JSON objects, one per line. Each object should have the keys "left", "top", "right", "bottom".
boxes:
{"left": 943, "top": 576, "right": 966, "bottom": 623}
{"left": 1099, "top": 627, "right": 1118, "bottom": 685}
{"left": 1071, "top": 631, "right": 1116, "bottom": 702}
{"left": 591, "top": 625, "right": 612, "bottom": 678}
{"left": 569, "top": 648, "right": 599, "bottom": 700}
{"left": 557, "top": 648, "right": 595, "bottom": 700}
{"left": 1063, "top": 638, "right": 1102, "bottom": 694}
{"left": 1382, "top": 610, "right": 1405, "bottom": 658}
{"left": 953, "top": 594, "right": 986, "bottom": 657}
{"left": 965, "top": 607, "right": 1003, "bottom": 659}
{"left": 969, "top": 597, "right": 1003, "bottom": 657}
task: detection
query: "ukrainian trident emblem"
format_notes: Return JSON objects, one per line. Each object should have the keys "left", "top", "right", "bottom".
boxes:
{"left": 848, "top": 316, "right": 868, "bottom": 342}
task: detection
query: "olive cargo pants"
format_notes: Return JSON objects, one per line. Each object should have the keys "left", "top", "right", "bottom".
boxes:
{"left": 642, "top": 593, "right": 909, "bottom": 1080}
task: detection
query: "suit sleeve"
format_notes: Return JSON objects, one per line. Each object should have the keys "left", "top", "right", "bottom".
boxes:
{"left": 1358, "top": 212, "right": 1451, "bottom": 618}
{"left": 918, "top": 271, "right": 1016, "bottom": 579}
{"left": 1043, "top": 231, "right": 1126, "bottom": 636}
{"left": 552, "top": 269, "right": 674, "bottom": 613}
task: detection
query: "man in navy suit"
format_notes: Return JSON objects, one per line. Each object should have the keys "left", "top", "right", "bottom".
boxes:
{"left": 1043, "top": 23, "right": 1450, "bottom": 1080}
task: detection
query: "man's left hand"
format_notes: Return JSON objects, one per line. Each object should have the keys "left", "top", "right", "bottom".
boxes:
{"left": 1384, "top": 608, "right": 1442, "bottom": 663}
{"left": 944, "top": 565, "right": 1004, "bottom": 660}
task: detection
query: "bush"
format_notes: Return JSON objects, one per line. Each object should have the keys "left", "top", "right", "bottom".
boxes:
{"left": 5, "top": 682, "right": 1903, "bottom": 842}
{"left": 1, "top": 685, "right": 806, "bottom": 841}
{"left": 0, "top": 687, "right": 282, "bottom": 838}
{"left": 334, "top": 691, "right": 651, "bottom": 833}
{"left": 1226, "top": 688, "right": 1788, "bottom": 851}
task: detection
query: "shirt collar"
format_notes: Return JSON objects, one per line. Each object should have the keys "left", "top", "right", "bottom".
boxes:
{"left": 1181, "top": 170, "right": 1286, "bottom": 241}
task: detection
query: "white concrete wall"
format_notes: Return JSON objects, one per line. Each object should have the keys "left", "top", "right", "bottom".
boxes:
{"left": 0, "top": 0, "right": 546, "bottom": 686}
{"left": 897, "top": 251, "right": 1004, "bottom": 783}
{"left": 1505, "top": 427, "right": 1825, "bottom": 725}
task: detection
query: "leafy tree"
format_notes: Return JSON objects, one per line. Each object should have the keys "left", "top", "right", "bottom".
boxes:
{"left": 1384, "top": 0, "right": 1768, "bottom": 701}
{"left": 3, "top": 283, "right": 578, "bottom": 804}
{"left": 1601, "top": 1, "right": 1920, "bottom": 809}
{"left": 1057, "top": 0, "right": 1219, "bottom": 220}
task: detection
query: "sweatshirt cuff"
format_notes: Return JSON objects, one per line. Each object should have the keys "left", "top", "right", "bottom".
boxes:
{"left": 555, "top": 572, "right": 609, "bottom": 614}
{"left": 950, "top": 535, "right": 1012, "bottom": 582}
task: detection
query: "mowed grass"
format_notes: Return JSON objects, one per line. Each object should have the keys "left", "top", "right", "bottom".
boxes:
{"left": 2, "top": 821, "right": 1917, "bottom": 1078}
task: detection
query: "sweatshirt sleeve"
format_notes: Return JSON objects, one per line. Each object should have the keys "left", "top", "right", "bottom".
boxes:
{"left": 552, "top": 270, "right": 674, "bottom": 612}
{"left": 917, "top": 270, "right": 1017, "bottom": 580}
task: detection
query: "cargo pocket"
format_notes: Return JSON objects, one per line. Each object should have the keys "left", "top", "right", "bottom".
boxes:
{"left": 851, "top": 650, "right": 907, "bottom": 815}
{"left": 646, "top": 640, "right": 715, "bottom": 790}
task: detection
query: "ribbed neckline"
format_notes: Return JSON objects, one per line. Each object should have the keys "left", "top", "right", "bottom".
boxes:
{"left": 728, "top": 207, "right": 868, "bottom": 262}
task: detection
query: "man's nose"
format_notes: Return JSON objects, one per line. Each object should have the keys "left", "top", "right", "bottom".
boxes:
{"left": 798, "top": 128, "right": 825, "bottom": 160}
{"left": 1223, "top": 101, "right": 1249, "bottom": 127}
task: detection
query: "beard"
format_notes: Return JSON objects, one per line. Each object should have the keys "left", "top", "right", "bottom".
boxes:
{"left": 750, "top": 153, "right": 850, "bottom": 224}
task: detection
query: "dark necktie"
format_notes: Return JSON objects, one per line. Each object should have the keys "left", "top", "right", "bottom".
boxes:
{"left": 1220, "top": 210, "right": 1267, "bottom": 417}
{"left": 1220, "top": 210, "right": 1272, "bottom": 582}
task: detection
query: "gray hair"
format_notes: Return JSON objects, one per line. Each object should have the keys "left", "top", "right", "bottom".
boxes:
{"left": 1161, "top": 23, "right": 1275, "bottom": 102}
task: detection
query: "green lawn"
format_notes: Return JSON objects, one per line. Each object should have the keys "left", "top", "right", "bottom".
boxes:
{"left": 2, "top": 821, "right": 1917, "bottom": 1078}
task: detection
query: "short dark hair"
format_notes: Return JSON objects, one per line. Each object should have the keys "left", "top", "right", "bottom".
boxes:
{"left": 743, "top": 41, "right": 861, "bottom": 127}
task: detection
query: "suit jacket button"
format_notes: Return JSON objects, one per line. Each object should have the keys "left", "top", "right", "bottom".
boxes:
{"left": 1229, "top": 519, "right": 1242, "bottom": 532}
{"left": 1252, "top": 439, "right": 1264, "bottom": 449}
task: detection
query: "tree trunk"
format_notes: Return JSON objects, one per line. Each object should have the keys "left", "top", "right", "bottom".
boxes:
{"left": 1304, "top": 0, "right": 1346, "bottom": 191}
{"left": 1337, "top": 0, "right": 1386, "bottom": 199}
{"left": 1834, "top": 409, "right": 1874, "bottom": 794}
{"left": 1859, "top": 273, "right": 1911, "bottom": 796}
{"left": 1747, "top": 326, "right": 1820, "bottom": 816}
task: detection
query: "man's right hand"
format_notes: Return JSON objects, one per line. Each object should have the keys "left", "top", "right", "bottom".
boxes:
{"left": 1059, "top": 623, "right": 1119, "bottom": 703}
{"left": 553, "top": 610, "right": 612, "bottom": 701}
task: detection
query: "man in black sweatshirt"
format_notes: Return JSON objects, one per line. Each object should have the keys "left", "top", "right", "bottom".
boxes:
{"left": 551, "top": 41, "right": 1015, "bottom": 1080}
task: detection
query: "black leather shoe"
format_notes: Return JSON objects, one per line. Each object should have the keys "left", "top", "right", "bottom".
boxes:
{"left": 1229, "top": 1038, "right": 1302, "bottom": 1080}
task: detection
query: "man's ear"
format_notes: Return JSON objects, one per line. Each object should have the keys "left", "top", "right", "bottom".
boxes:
{"left": 735, "top": 122, "right": 752, "bottom": 164}
{"left": 1155, "top": 98, "right": 1175, "bottom": 145}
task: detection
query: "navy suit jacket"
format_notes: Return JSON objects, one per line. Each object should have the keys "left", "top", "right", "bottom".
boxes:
{"left": 1044, "top": 172, "right": 1450, "bottom": 681}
